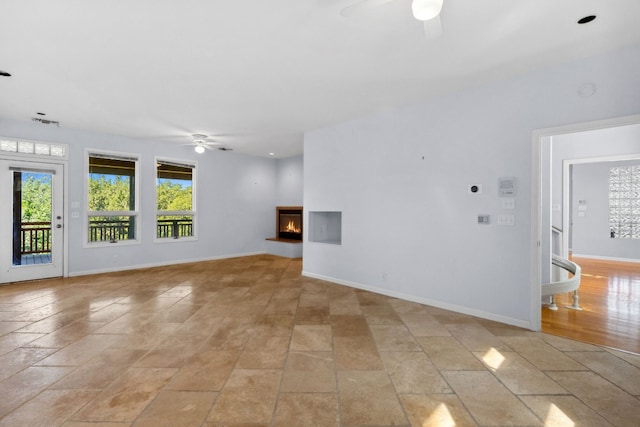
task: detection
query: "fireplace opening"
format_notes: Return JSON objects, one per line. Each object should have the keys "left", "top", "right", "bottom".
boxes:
{"left": 276, "top": 206, "right": 302, "bottom": 241}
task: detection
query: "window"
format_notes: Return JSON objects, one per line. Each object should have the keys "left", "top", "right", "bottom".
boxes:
{"left": 156, "top": 159, "right": 195, "bottom": 240}
{"left": 609, "top": 165, "right": 640, "bottom": 239}
{"left": 87, "top": 152, "right": 139, "bottom": 244}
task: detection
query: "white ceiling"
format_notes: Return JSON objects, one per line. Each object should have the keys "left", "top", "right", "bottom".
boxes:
{"left": 1, "top": 0, "right": 640, "bottom": 158}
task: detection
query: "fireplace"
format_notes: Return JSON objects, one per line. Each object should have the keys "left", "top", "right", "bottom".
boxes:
{"left": 276, "top": 206, "right": 303, "bottom": 241}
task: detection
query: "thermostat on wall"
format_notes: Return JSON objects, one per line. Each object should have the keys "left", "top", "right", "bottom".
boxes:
{"left": 468, "top": 184, "right": 483, "bottom": 194}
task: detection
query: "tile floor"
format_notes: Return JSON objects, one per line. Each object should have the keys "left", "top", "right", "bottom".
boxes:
{"left": 0, "top": 254, "right": 639, "bottom": 426}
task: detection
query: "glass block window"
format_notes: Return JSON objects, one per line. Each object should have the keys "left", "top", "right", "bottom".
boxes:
{"left": 609, "top": 165, "right": 640, "bottom": 239}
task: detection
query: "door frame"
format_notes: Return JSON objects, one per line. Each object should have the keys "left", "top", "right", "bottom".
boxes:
{"left": 0, "top": 152, "right": 69, "bottom": 283}
{"left": 530, "top": 113, "right": 640, "bottom": 331}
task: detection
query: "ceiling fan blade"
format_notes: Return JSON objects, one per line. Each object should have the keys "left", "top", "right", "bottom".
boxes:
{"left": 340, "top": 0, "right": 397, "bottom": 18}
{"left": 422, "top": 14, "right": 442, "bottom": 40}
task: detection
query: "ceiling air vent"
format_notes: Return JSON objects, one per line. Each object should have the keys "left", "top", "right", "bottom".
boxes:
{"left": 32, "top": 117, "right": 60, "bottom": 126}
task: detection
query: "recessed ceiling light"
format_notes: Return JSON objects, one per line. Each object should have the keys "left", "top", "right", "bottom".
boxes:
{"left": 269, "top": 152, "right": 275, "bottom": 156}
{"left": 0, "top": 70, "right": 11, "bottom": 77}
{"left": 577, "top": 15, "right": 596, "bottom": 24}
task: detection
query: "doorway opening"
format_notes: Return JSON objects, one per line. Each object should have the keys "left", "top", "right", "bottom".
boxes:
{"left": 533, "top": 115, "right": 640, "bottom": 353}
{"left": 0, "top": 159, "right": 65, "bottom": 284}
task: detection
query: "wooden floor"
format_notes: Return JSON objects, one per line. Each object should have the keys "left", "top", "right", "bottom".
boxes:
{"left": 542, "top": 256, "right": 640, "bottom": 354}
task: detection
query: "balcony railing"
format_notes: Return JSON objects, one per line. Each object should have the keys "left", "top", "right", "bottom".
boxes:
{"left": 20, "top": 221, "right": 51, "bottom": 254}
{"left": 19, "top": 218, "right": 194, "bottom": 253}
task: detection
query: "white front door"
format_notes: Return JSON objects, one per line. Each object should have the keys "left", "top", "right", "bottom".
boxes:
{"left": 0, "top": 159, "right": 64, "bottom": 284}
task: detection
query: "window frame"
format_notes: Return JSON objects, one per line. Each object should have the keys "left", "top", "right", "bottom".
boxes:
{"left": 84, "top": 149, "right": 141, "bottom": 247}
{"left": 154, "top": 157, "right": 197, "bottom": 243}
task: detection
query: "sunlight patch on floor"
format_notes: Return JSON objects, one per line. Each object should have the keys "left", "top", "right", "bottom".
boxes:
{"left": 423, "top": 403, "right": 455, "bottom": 427}
{"left": 482, "top": 347, "right": 505, "bottom": 371}
{"left": 544, "top": 403, "right": 575, "bottom": 427}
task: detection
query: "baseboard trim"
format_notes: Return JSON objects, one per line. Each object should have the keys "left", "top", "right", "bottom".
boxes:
{"left": 68, "top": 251, "right": 267, "bottom": 277}
{"left": 301, "top": 271, "right": 531, "bottom": 330}
{"left": 571, "top": 254, "right": 640, "bottom": 263}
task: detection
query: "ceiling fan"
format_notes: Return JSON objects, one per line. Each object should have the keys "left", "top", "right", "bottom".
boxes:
{"left": 185, "top": 134, "right": 224, "bottom": 154}
{"left": 341, "top": 0, "right": 444, "bottom": 39}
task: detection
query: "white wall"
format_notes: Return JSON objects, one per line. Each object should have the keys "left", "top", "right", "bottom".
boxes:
{"left": 303, "top": 43, "right": 640, "bottom": 328}
{"left": 572, "top": 160, "right": 640, "bottom": 260}
{"left": 0, "top": 118, "right": 278, "bottom": 275}
{"left": 275, "top": 155, "right": 303, "bottom": 206}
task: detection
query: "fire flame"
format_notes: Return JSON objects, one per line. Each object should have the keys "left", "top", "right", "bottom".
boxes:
{"left": 284, "top": 220, "right": 301, "bottom": 233}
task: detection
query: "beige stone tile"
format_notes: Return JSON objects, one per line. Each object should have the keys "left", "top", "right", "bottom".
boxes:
{"left": 388, "top": 299, "right": 429, "bottom": 315}
{"left": 330, "top": 315, "right": 370, "bottom": 337}
{"left": 541, "top": 334, "right": 603, "bottom": 352}
{"left": 174, "top": 314, "right": 226, "bottom": 337}
{"left": 447, "top": 324, "right": 511, "bottom": 353}
{"left": 237, "top": 348, "right": 288, "bottom": 369}
{"left": 295, "top": 306, "right": 330, "bottom": 324}
{"left": 281, "top": 352, "right": 336, "bottom": 393}
{"left": 361, "top": 305, "right": 404, "bottom": 325}
{"left": 0, "top": 347, "right": 57, "bottom": 381}
{"left": 604, "top": 347, "right": 640, "bottom": 369}
{"left": 253, "top": 314, "right": 294, "bottom": 337}
{"left": 35, "top": 334, "right": 122, "bottom": 366}
{"left": 134, "top": 334, "right": 206, "bottom": 368}
{"left": 500, "top": 336, "right": 587, "bottom": 371}
{"left": 72, "top": 367, "right": 178, "bottom": 422}
{"left": 417, "top": 336, "right": 486, "bottom": 370}
{"left": 273, "top": 393, "right": 339, "bottom": 427}
{"left": 337, "top": 370, "right": 408, "bottom": 426}
{"left": 298, "top": 293, "right": 329, "bottom": 308}
{"left": 62, "top": 422, "right": 131, "bottom": 426}
{"left": 0, "top": 321, "right": 31, "bottom": 335}
{"left": 546, "top": 371, "right": 640, "bottom": 427}
{"left": 380, "top": 351, "right": 451, "bottom": 394}
{"left": 0, "top": 389, "right": 99, "bottom": 427}
{"left": 474, "top": 350, "right": 566, "bottom": 395}
{"left": 520, "top": 395, "right": 613, "bottom": 427}
{"left": 334, "top": 336, "right": 384, "bottom": 370}
{"left": 0, "top": 332, "right": 45, "bottom": 355}
{"left": 356, "top": 291, "right": 390, "bottom": 306}
{"left": 207, "top": 369, "right": 281, "bottom": 424}
{"left": 398, "top": 312, "right": 451, "bottom": 337}
{"left": 370, "top": 324, "right": 420, "bottom": 352}
{"left": 165, "top": 349, "right": 239, "bottom": 391}
{"left": 86, "top": 303, "right": 132, "bottom": 323}
{"left": 51, "top": 349, "right": 147, "bottom": 390}
{"left": 399, "top": 394, "right": 477, "bottom": 427}
{"left": 442, "top": 371, "right": 541, "bottom": 426}
{"left": 290, "top": 324, "right": 332, "bottom": 351}
{"left": 27, "top": 321, "right": 106, "bottom": 348}
{"left": 109, "top": 323, "right": 181, "bottom": 350}
{"left": 567, "top": 351, "right": 640, "bottom": 395}
{"left": 0, "top": 366, "right": 73, "bottom": 418}
{"left": 132, "top": 390, "right": 216, "bottom": 427}
{"left": 328, "top": 292, "right": 362, "bottom": 315}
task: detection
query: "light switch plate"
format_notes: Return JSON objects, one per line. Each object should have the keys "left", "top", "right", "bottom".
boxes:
{"left": 502, "top": 199, "right": 515, "bottom": 209}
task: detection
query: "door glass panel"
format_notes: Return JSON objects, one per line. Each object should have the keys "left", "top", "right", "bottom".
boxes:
{"left": 12, "top": 171, "right": 53, "bottom": 266}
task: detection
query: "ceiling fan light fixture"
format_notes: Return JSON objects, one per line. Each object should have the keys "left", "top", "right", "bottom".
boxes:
{"left": 194, "top": 144, "right": 205, "bottom": 154}
{"left": 411, "top": 0, "right": 443, "bottom": 21}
